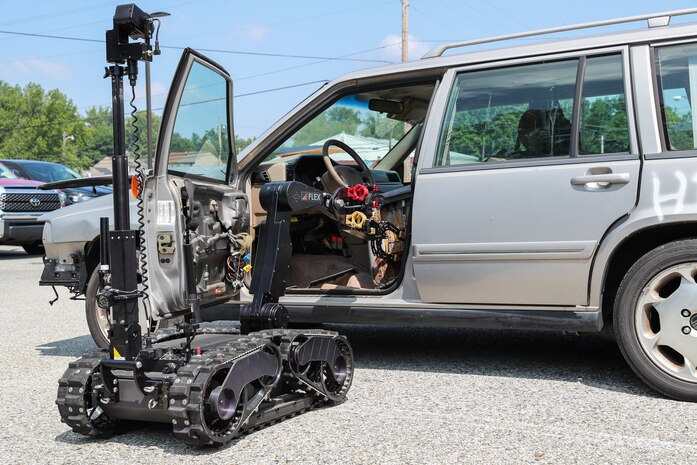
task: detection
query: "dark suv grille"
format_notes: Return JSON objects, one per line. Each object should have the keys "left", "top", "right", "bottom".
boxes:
{"left": 0, "top": 192, "right": 61, "bottom": 212}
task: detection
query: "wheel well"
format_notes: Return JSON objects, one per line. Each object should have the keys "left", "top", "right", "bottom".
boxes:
{"left": 601, "top": 223, "right": 697, "bottom": 321}
{"left": 83, "top": 234, "right": 142, "bottom": 292}
{"left": 83, "top": 236, "right": 101, "bottom": 292}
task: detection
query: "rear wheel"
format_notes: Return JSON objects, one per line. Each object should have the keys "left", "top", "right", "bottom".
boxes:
{"left": 614, "top": 239, "right": 697, "bottom": 401}
{"left": 84, "top": 268, "right": 176, "bottom": 349}
{"left": 22, "top": 243, "right": 45, "bottom": 255}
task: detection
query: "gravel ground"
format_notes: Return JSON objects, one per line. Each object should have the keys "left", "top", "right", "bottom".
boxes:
{"left": 1, "top": 244, "right": 697, "bottom": 464}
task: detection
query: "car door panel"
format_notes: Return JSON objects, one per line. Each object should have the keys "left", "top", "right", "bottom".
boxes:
{"left": 412, "top": 160, "right": 639, "bottom": 305}
{"left": 411, "top": 50, "right": 640, "bottom": 306}
{"left": 143, "top": 49, "right": 247, "bottom": 318}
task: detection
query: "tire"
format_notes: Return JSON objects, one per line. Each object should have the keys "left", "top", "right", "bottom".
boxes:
{"left": 85, "top": 268, "right": 180, "bottom": 349}
{"left": 614, "top": 239, "right": 697, "bottom": 401}
{"left": 85, "top": 268, "right": 110, "bottom": 349}
{"left": 22, "top": 243, "right": 45, "bottom": 255}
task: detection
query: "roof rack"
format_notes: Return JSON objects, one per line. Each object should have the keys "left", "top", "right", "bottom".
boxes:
{"left": 422, "top": 8, "right": 697, "bottom": 59}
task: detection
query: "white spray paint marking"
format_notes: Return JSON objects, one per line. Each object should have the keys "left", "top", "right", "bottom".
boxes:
{"left": 653, "top": 171, "right": 687, "bottom": 221}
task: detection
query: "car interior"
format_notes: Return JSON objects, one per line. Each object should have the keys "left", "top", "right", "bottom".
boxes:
{"left": 248, "top": 82, "right": 437, "bottom": 293}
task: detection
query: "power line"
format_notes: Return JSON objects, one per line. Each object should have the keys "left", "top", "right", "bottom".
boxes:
{"left": 0, "top": 29, "right": 392, "bottom": 64}
{"left": 0, "top": 1, "right": 116, "bottom": 27}
{"left": 0, "top": 29, "right": 100, "bottom": 44}
{"left": 235, "top": 80, "right": 329, "bottom": 98}
{"left": 161, "top": 46, "right": 391, "bottom": 64}
{"left": 175, "top": 0, "right": 396, "bottom": 43}
{"left": 0, "top": 79, "right": 331, "bottom": 132}
{"left": 0, "top": 0, "right": 210, "bottom": 28}
{"left": 236, "top": 42, "right": 400, "bottom": 81}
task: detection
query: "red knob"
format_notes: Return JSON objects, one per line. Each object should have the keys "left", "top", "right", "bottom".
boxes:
{"left": 347, "top": 184, "right": 369, "bottom": 201}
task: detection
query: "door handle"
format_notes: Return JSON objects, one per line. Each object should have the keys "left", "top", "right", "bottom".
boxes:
{"left": 570, "top": 173, "right": 630, "bottom": 186}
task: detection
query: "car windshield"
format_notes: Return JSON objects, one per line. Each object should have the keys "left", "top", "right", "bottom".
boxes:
{"left": 265, "top": 95, "right": 413, "bottom": 167}
{"left": 0, "top": 163, "right": 17, "bottom": 179}
{"left": 22, "top": 163, "right": 80, "bottom": 182}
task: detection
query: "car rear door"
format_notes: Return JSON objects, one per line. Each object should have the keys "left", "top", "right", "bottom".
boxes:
{"left": 143, "top": 49, "right": 248, "bottom": 317}
{"left": 411, "top": 47, "right": 640, "bottom": 306}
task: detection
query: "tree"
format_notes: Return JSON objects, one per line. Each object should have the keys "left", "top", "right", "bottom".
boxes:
{"left": 81, "top": 106, "right": 113, "bottom": 165}
{"left": 663, "top": 106, "right": 693, "bottom": 150}
{"left": 125, "top": 110, "right": 161, "bottom": 158}
{"left": 0, "top": 81, "right": 84, "bottom": 167}
{"left": 291, "top": 107, "right": 362, "bottom": 146}
{"left": 360, "top": 114, "right": 404, "bottom": 142}
{"left": 579, "top": 96, "right": 629, "bottom": 154}
{"left": 235, "top": 135, "right": 254, "bottom": 153}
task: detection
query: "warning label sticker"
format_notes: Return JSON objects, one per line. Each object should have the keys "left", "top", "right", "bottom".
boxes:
{"left": 157, "top": 200, "right": 176, "bottom": 225}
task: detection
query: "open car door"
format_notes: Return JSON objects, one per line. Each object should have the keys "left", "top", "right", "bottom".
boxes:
{"left": 143, "top": 49, "right": 248, "bottom": 318}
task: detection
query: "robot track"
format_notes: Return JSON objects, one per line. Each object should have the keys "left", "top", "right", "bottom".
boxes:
{"left": 56, "top": 329, "right": 353, "bottom": 447}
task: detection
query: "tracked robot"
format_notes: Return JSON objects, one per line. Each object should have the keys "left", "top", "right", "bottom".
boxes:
{"left": 52, "top": 4, "right": 396, "bottom": 446}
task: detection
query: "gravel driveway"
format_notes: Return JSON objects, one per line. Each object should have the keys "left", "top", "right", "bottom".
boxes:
{"left": 1, "top": 244, "right": 696, "bottom": 464}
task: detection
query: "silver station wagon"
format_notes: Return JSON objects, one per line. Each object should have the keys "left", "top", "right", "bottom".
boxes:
{"left": 41, "top": 8, "right": 697, "bottom": 401}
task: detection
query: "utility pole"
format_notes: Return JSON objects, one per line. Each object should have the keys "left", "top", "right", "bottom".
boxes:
{"left": 61, "top": 131, "right": 74, "bottom": 165}
{"left": 401, "top": 0, "right": 411, "bottom": 182}
{"left": 401, "top": 0, "right": 409, "bottom": 62}
{"left": 218, "top": 115, "right": 223, "bottom": 162}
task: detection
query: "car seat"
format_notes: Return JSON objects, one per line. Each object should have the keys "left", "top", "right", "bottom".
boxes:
{"left": 513, "top": 106, "right": 571, "bottom": 157}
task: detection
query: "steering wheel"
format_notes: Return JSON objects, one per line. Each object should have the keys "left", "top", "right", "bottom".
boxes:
{"left": 322, "top": 139, "right": 374, "bottom": 188}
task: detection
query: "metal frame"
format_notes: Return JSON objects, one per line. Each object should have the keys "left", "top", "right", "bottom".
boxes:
{"left": 422, "top": 8, "right": 697, "bottom": 59}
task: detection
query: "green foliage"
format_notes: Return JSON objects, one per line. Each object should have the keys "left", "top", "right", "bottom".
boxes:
{"left": 448, "top": 106, "right": 524, "bottom": 159}
{"left": 126, "top": 110, "right": 161, "bottom": 159}
{"left": 291, "top": 107, "right": 362, "bottom": 146}
{"left": 445, "top": 96, "right": 633, "bottom": 159}
{"left": 0, "top": 81, "right": 169, "bottom": 171}
{"left": 235, "top": 135, "right": 254, "bottom": 153}
{"left": 81, "top": 106, "right": 113, "bottom": 166}
{"left": 0, "top": 81, "right": 84, "bottom": 166}
{"left": 664, "top": 106, "right": 694, "bottom": 150}
{"left": 579, "top": 96, "right": 629, "bottom": 154}
{"left": 360, "top": 113, "right": 404, "bottom": 141}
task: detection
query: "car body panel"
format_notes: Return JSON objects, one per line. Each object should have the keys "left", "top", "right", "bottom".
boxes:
{"left": 144, "top": 49, "right": 245, "bottom": 318}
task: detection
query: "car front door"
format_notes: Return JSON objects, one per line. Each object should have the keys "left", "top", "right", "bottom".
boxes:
{"left": 411, "top": 48, "right": 640, "bottom": 306}
{"left": 143, "top": 49, "right": 248, "bottom": 317}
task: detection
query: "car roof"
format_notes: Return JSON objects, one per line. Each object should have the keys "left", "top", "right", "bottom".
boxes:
{"left": 239, "top": 13, "right": 697, "bottom": 169}
{"left": 333, "top": 20, "right": 697, "bottom": 84}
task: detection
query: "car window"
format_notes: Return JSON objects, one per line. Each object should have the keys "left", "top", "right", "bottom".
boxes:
{"left": 22, "top": 163, "right": 80, "bottom": 182}
{"left": 0, "top": 163, "right": 17, "bottom": 179}
{"left": 435, "top": 59, "right": 578, "bottom": 166}
{"left": 267, "top": 95, "right": 409, "bottom": 169}
{"left": 167, "top": 61, "right": 230, "bottom": 182}
{"left": 578, "top": 54, "right": 629, "bottom": 155}
{"left": 656, "top": 43, "right": 697, "bottom": 150}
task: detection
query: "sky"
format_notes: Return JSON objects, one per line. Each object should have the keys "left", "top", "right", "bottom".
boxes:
{"left": 1, "top": 0, "right": 696, "bottom": 139}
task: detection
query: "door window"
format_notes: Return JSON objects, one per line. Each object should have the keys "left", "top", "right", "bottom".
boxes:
{"left": 578, "top": 55, "right": 629, "bottom": 155}
{"left": 434, "top": 53, "right": 630, "bottom": 166}
{"left": 435, "top": 59, "right": 578, "bottom": 166}
{"left": 167, "top": 61, "right": 231, "bottom": 182}
{"left": 656, "top": 43, "right": 697, "bottom": 150}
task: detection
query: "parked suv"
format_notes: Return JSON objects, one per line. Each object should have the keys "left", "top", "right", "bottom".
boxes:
{"left": 1, "top": 159, "right": 111, "bottom": 205}
{"left": 0, "top": 162, "right": 63, "bottom": 254}
{"left": 40, "top": 9, "right": 697, "bottom": 400}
